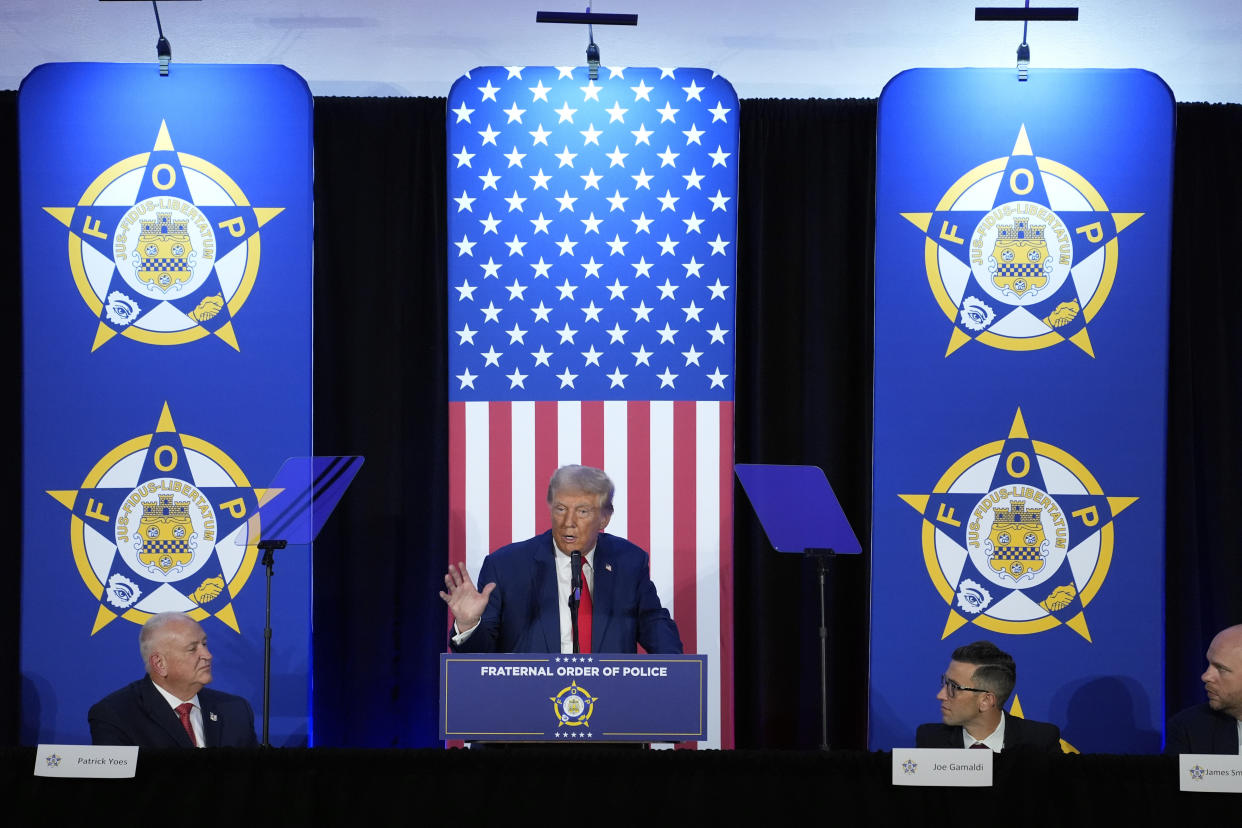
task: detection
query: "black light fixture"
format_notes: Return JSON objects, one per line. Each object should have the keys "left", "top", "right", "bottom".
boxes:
{"left": 586, "top": 22, "right": 600, "bottom": 80}
{"left": 536, "top": 7, "right": 638, "bottom": 80}
{"left": 153, "top": 1, "right": 172, "bottom": 76}
{"left": 102, "top": 0, "right": 202, "bottom": 76}
{"left": 976, "top": 2, "right": 1079, "bottom": 82}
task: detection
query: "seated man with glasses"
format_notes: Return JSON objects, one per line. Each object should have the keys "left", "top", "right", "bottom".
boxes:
{"left": 441, "top": 464, "right": 682, "bottom": 655}
{"left": 916, "top": 640, "right": 1062, "bottom": 753}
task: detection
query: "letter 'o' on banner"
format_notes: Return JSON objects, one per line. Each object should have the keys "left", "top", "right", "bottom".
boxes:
{"left": 869, "top": 69, "right": 1172, "bottom": 754}
{"left": 20, "top": 64, "right": 313, "bottom": 746}
{"left": 445, "top": 66, "right": 739, "bottom": 749}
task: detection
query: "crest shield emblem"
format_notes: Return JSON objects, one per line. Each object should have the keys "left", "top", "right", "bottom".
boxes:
{"left": 987, "top": 498, "right": 1047, "bottom": 579}
{"left": 133, "top": 212, "right": 195, "bottom": 292}
{"left": 990, "top": 217, "right": 1050, "bottom": 297}
{"left": 137, "top": 492, "right": 194, "bottom": 574}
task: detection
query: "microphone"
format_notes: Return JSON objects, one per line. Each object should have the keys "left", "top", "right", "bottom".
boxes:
{"left": 570, "top": 549, "right": 582, "bottom": 602}
{"left": 569, "top": 549, "right": 582, "bottom": 653}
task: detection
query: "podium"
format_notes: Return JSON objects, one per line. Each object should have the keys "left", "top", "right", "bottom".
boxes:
{"left": 439, "top": 653, "right": 708, "bottom": 742}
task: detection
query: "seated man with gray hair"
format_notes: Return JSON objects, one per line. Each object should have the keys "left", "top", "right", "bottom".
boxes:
{"left": 442, "top": 464, "right": 682, "bottom": 654}
{"left": 916, "top": 640, "right": 1062, "bottom": 753}
{"left": 89, "top": 611, "right": 258, "bottom": 748}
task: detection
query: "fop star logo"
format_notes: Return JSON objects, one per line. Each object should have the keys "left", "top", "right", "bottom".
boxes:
{"left": 901, "top": 125, "right": 1143, "bottom": 357}
{"left": 44, "top": 120, "right": 283, "bottom": 351}
{"left": 551, "top": 680, "right": 597, "bottom": 736}
{"left": 46, "top": 402, "right": 270, "bottom": 634}
{"left": 899, "top": 409, "right": 1136, "bottom": 641}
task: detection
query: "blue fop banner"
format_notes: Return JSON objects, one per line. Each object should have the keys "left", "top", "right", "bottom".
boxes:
{"left": 870, "top": 69, "right": 1173, "bottom": 753}
{"left": 19, "top": 64, "right": 313, "bottom": 745}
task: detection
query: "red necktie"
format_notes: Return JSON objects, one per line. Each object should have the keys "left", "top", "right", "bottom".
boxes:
{"left": 579, "top": 563, "right": 593, "bottom": 654}
{"left": 175, "top": 702, "right": 198, "bottom": 747}
{"left": 969, "top": 742, "right": 989, "bottom": 749}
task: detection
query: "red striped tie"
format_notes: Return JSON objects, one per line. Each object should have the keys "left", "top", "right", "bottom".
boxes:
{"left": 579, "top": 563, "right": 592, "bottom": 654}
{"left": 175, "top": 702, "right": 198, "bottom": 747}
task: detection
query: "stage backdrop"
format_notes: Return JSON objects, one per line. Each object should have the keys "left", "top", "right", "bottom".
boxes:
{"left": 447, "top": 65, "right": 739, "bottom": 747}
{"left": 19, "top": 64, "right": 313, "bottom": 745}
{"left": 870, "top": 69, "right": 1173, "bottom": 753}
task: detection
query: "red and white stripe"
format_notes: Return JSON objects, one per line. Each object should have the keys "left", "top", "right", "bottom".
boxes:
{"left": 449, "top": 399, "right": 735, "bottom": 749}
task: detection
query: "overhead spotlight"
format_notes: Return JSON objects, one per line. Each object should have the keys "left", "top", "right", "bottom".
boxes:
{"left": 536, "top": 7, "right": 638, "bottom": 79}
{"left": 153, "top": 1, "right": 172, "bottom": 76}
{"left": 975, "top": 4, "right": 1079, "bottom": 82}
{"left": 587, "top": 29, "right": 600, "bottom": 80}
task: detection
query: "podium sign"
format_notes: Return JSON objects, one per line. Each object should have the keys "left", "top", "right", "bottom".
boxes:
{"left": 440, "top": 654, "right": 708, "bottom": 742}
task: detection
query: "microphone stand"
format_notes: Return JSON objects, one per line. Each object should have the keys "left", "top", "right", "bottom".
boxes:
{"left": 569, "top": 549, "right": 582, "bottom": 653}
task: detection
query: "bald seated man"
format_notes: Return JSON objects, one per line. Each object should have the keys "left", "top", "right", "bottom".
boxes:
{"left": 89, "top": 612, "right": 257, "bottom": 748}
{"left": 1166, "top": 624, "right": 1242, "bottom": 754}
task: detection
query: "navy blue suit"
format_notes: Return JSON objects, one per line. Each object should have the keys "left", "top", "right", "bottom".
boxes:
{"left": 1165, "top": 703, "right": 1241, "bottom": 754}
{"left": 452, "top": 530, "right": 682, "bottom": 654}
{"left": 916, "top": 712, "right": 1063, "bottom": 753}
{"left": 89, "top": 676, "right": 258, "bottom": 748}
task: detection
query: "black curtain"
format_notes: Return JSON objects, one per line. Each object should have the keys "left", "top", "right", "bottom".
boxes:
{"left": 1165, "top": 103, "right": 1242, "bottom": 714}
{"left": 0, "top": 90, "right": 21, "bottom": 747}
{"left": 3, "top": 90, "right": 1241, "bottom": 749}
{"left": 732, "top": 99, "right": 877, "bottom": 749}
{"left": 310, "top": 97, "right": 448, "bottom": 746}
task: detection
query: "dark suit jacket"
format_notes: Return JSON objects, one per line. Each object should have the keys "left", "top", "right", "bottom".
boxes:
{"left": 89, "top": 676, "right": 258, "bottom": 748}
{"left": 452, "top": 530, "right": 683, "bottom": 654}
{"left": 1165, "top": 703, "right": 1241, "bottom": 754}
{"left": 916, "top": 712, "right": 1063, "bottom": 753}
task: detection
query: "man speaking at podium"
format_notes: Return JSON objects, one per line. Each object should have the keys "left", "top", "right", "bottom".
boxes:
{"left": 442, "top": 465, "right": 682, "bottom": 655}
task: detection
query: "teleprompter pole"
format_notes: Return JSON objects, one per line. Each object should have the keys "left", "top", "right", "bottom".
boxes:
{"left": 258, "top": 539, "right": 287, "bottom": 748}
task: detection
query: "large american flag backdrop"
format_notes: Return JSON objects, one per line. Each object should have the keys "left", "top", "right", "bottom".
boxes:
{"left": 447, "top": 66, "right": 739, "bottom": 748}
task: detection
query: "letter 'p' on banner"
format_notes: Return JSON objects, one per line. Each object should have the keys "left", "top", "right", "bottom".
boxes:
{"left": 870, "top": 69, "right": 1173, "bottom": 753}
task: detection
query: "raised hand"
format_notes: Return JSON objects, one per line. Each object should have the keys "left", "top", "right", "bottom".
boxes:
{"left": 440, "top": 561, "right": 495, "bottom": 632}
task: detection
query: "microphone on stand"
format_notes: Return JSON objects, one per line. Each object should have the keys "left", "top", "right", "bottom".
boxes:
{"left": 569, "top": 549, "right": 582, "bottom": 653}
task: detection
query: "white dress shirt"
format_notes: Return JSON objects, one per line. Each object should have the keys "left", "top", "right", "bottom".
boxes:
{"left": 554, "top": 547, "right": 595, "bottom": 654}
{"left": 963, "top": 713, "right": 1006, "bottom": 752}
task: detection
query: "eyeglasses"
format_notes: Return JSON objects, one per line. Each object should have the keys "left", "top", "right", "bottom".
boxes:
{"left": 939, "top": 674, "right": 991, "bottom": 699}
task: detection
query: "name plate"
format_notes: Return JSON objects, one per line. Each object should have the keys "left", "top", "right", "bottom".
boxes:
{"left": 891, "top": 748, "right": 993, "bottom": 787}
{"left": 440, "top": 653, "right": 708, "bottom": 742}
{"left": 1179, "top": 753, "right": 1242, "bottom": 793}
{"left": 34, "top": 745, "right": 138, "bottom": 778}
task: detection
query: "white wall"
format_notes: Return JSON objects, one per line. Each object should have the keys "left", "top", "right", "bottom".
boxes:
{"left": 3, "top": 1, "right": 1240, "bottom": 102}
